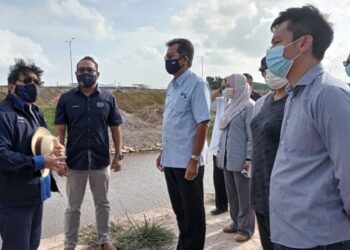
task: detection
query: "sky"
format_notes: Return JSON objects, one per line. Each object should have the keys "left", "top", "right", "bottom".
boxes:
{"left": 0, "top": 0, "right": 349, "bottom": 88}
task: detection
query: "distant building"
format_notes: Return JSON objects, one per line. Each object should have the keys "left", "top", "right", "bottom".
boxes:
{"left": 132, "top": 83, "right": 150, "bottom": 89}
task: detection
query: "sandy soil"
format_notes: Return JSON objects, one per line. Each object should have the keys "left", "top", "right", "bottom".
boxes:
{"left": 40, "top": 199, "right": 263, "bottom": 250}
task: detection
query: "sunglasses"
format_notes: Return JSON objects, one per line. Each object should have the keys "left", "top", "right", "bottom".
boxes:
{"left": 17, "top": 76, "right": 41, "bottom": 85}
{"left": 343, "top": 60, "right": 350, "bottom": 67}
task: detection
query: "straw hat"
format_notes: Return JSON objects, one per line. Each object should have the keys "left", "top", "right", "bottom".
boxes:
{"left": 31, "top": 127, "right": 58, "bottom": 177}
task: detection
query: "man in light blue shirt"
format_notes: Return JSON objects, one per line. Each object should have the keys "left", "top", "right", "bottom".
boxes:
{"left": 267, "top": 5, "right": 350, "bottom": 249}
{"left": 156, "top": 38, "right": 210, "bottom": 250}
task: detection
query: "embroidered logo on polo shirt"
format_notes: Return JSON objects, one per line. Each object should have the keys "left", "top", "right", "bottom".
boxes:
{"left": 96, "top": 102, "right": 104, "bottom": 108}
{"left": 17, "top": 116, "right": 25, "bottom": 123}
{"left": 72, "top": 105, "right": 80, "bottom": 108}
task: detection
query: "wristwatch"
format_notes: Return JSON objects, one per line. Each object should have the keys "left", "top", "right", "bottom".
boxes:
{"left": 190, "top": 154, "right": 200, "bottom": 162}
{"left": 115, "top": 154, "right": 124, "bottom": 161}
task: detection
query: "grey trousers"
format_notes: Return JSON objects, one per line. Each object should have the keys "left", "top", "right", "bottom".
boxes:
{"left": 223, "top": 169, "right": 255, "bottom": 237}
{"left": 64, "top": 168, "right": 111, "bottom": 249}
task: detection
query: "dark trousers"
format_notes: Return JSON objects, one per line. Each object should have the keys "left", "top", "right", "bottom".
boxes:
{"left": 212, "top": 156, "right": 228, "bottom": 211}
{"left": 164, "top": 166, "right": 206, "bottom": 250}
{"left": 0, "top": 203, "right": 43, "bottom": 250}
{"left": 256, "top": 212, "right": 273, "bottom": 250}
{"left": 273, "top": 240, "right": 350, "bottom": 250}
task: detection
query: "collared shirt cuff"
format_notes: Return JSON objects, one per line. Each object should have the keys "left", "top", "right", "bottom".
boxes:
{"left": 33, "top": 156, "right": 45, "bottom": 170}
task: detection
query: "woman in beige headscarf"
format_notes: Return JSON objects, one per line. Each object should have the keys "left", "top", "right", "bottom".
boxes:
{"left": 217, "top": 73, "right": 255, "bottom": 242}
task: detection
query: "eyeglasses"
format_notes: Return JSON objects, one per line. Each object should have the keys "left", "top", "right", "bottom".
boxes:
{"left": 343, "top": 61, "right": 350, "bottom": 67}
{"left": 17, "top": 76, "right": 41, "bottom": 85}
{"left": 77, "top": 67, "right": 97, "bottom": 74}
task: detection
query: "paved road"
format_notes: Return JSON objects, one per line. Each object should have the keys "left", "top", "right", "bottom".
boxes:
{"left": 42, "top": 152, "right": 215, "bottom": 238}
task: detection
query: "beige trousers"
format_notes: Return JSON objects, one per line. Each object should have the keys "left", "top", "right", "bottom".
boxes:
{"left": 64, "top": 167, "right": 111, "bottom": 249}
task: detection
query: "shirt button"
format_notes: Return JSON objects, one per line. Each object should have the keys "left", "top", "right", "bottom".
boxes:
{"left": 280, "top": 140, "right": 284, "bottom": 145}
{"left": 88, "top": 128, "right": 90, "bottom": 132}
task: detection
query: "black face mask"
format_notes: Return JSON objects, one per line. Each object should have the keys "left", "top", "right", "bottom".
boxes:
{"left": 15, "top": 83, "right": 38, "bottom": 103}
{"left": 77, "top": 73, "right": 97, "bottom": 88}
{"left": 165, "top": 58, "right": 182, "bottom": 75}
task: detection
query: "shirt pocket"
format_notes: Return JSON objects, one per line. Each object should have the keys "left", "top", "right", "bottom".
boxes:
{"left": 174, "top": 96, "right": 191, "bottom": 113}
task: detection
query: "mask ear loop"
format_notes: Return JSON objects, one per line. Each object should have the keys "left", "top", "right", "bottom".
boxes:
{"left": 285, "top": 36, "right": 306, "bottom": 61}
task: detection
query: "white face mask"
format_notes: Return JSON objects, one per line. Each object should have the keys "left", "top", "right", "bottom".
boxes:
{"left": 222, "top": 87, "right": 235, "bottom": 99}
{"left": 265, "top": 69, "right": 288, "bottom": 90}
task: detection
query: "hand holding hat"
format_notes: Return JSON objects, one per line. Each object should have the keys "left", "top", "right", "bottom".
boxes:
{"left": 43, "top": 154, "right": 67, "bottom": 172}
{"left": 51, "top": 137, "right": 68, "bottom": 176}
{"left": 52, "top": 136, "right": 65, "bottom": 157}
{"left": 31, "top": 127, "right": 67, "bottom": 177}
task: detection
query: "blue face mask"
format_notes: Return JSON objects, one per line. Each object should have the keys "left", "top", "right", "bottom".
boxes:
{"left": 165, "top": 58, "right": 182, "bottom": 75}
{"left": 15, "top": 83, "right": 38, "bottom": 103}
{"left": 346, "top": 64, "right": 350, "bottom": 77}
{"left": 77, "top": 73, "right": 97, "bottom": 88}
{"left": 266, "top": 38, "right": 302, "bottom": 79}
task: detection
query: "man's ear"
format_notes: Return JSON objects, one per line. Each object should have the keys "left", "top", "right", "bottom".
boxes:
{"left": 8, "top": 83, "right": 16, "bottom": 94}
{"left": 183, "top": 56, "right": 190, "bottom": 67}
{"left": 299, "top": 35, "right": 313, "bottom": 54}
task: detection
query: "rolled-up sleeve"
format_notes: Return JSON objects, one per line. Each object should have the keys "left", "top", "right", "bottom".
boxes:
{"left": 108, "top": 96, "right": 123, "bottom": 127}
{"left": 316, "top": 86, "right": 350, "bottom": 216}
{"left": 191, "top": 82, "right": 211, "bottom": 123}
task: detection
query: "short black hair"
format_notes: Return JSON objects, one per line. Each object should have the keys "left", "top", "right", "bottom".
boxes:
{"left": 166, "top": 38, "right": 194, "bottom": 67}
{"left": 243, "top": 73, "right": 253, "bottom": 81}
{"left": 77, "top": 56, "right": 99, "bottom": 70}
{"left": 259, "top": 57, "right": 268, "bottom": 72}
{"left": 7, "top": 59, "right": 44, "bottom": 85}
{"left": 271, "top": 5, "right": 333, "bottom": 60}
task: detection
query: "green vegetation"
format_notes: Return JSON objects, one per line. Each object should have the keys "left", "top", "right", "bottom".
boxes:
{"left": 0, "top": 92, "right": 5, "bottom": 100}
{"left": 41, "top": 107, "right": 56, "bottom": 133}
{"left": 206, "top": 75, "right": 269, "bottom": 94}
{"left": 206, "top": 76, "right": 222, "bottom": 90}
{"left": 253, "top": 82, "right": 269, "bottom": 94}
{"left": 114, "top": 90, "right": 165, "bottom": 113}
{"left": 79, "top": 216, "right": 175, "bottom": 250}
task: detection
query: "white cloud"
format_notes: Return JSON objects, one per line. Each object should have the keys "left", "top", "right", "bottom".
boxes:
{"left": 0, "top": 30, "right": 53, "bottom": 73}
{"left": 172, "top": 0, "right": 257, "bottom": 34}
{"left": 0, "top": 0, "right": 348, "bottom": 87}
{"left": 135, "top": 47, "right": 163, "bottom": 61}
{"left": 47, "top": 0, "right": 114, "bottom": 41}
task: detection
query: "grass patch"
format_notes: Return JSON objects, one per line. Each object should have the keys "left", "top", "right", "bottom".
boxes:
{"left": 0, "top": 92, "right": 6, "bottom": 101}
{"left": 79, "top": 215, "right": 175, "bottom": 250}
{"left": 41, "top": 106, "right": 56, "bottom": 134}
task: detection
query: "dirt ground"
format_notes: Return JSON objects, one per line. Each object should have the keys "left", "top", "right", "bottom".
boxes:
{"left": 119, "top": 110, "right": 162, "bottom": 151}
{"left": 39, "top": 199, "right": 263, "bottom": 250}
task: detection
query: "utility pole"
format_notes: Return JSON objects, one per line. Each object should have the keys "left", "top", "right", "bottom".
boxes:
{"left": 197, "top": 52, "right": 209, "bottom": 79}
{"left": 65, "top": 37, "right": 75, "bottom": 86}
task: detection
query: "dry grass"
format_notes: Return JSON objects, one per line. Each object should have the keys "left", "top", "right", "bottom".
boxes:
{"left": 114, "top": 90, "right": 165, "bottom": 113}
{"left": 79, "top": 215, "right": 175, "bottom": 250}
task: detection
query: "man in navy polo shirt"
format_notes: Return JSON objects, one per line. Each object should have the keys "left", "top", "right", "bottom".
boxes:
{"left": 0, "top": 59, "right": 66, "bottom": 250}
{"left": 55, "top": 56, "right": 123, "bottom": 250}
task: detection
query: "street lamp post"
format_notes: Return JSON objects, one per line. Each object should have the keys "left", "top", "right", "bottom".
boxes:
{"left": 197, "top": 52, "right": 209, "bottom": 79}
{"left": 65, "top": 37, "right": 75, "bottom": 86}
